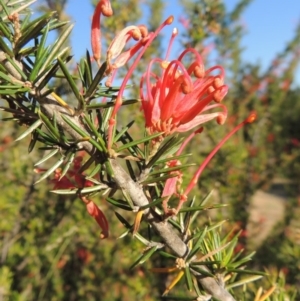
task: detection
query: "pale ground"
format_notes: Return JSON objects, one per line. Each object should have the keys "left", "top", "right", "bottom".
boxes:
{"left": 247, "top": 189, "right": 286, "bottom": 249}
{"left": 210, "top": 179, "right": 292, "bottom": 248}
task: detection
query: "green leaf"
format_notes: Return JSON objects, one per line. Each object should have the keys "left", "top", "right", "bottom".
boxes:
{"left": 226, "top": 268, "right": 267, "bottom": 276}
{"left": 35, "top": 128, "right": 58, "bottom": 145}
{"left": 184, "top": 266, "right": 193, "bottom": 292}
{"left": 16, "top": 12, "right": 55, "bottom": 50}
{"left": 4, "top": 55, "right": 27, "bottom": 80}
{"left": 116, "top": 128, "right": 145, "bottom": 159}
{"left": 57, "top": 57, "right": 84, "bottom": 107}
{"left": 117, "top": 229, "right": 130, "bottom": 239}
{"left": 0, "top": 0, "right": 9, "bottom": 17}
{"left": 115, "top": 211, "right": 131, "bottom": 229}
{"left": 114, "top": 120, "right": 135, "bottom": 143}
{"left": 156, "top": 153, "right": 192, "bottom": 165}
{"left": 192, "top": 276, "right": 201, "bottom": 298}
{"left": 158, "top": 251, "right": 177, "bottom": 259}
{"left": 20, "top": 12, "right": 32, "bottom": 31}
{"left": 47, "top": 19, "right": 70, "bottom": 32}
{"left": 34, "top": 148, "right": 59, "bottom": 166}
{"left": 178, "top": 203, "right": 228, "bottom": 213}
{"left": 51, "top": 184, "right": 108, "bottom": 195}
{"left": 206, "top": 220, "right": 227, "bottom": 232}
{"left": 59, "top": 151, "right": 76, "bottom": 180}
{"left": 139, "top": 198, "right": 164, "bottom": 210}
{"left": 2, "top": 0, "right": 37, "bottom": 21}
{"left": 190, "top": 190, "right": 214, "bottom": 226}
{"left": 83, "top": 176, "right": 103, "bottom": 186}
{"left": 61, "top": 114, "right": 103, "bottom": 152}
{"left": 140, "top": 172, "right": 178, "bottom": 185}
{"left": 166, "top": 216, "right": 183, "bottom": 232}
{"left": 76, "top": 50, "right": 93, "bottom": 90}
{"left": 212, "top": 233, "right": 222, "bottom": 261}
{"left": 225, "top": 275, "right": 263, "bottom": 289}
{"left": 188, "top": 220, "right": 226, "bottom": 243}
{"left": 106, "top": 197, "right": 132, "bottom": 211}
{"left": 36, "top": 23, "right": 49, "bottom": 61}
{"left": 85, "top": 61, "right": 107, "bottom": 99}
{"left": 0, "top": 20, "right": 13, "bottom": 40}
{"left": 187, "top": 227, "right": 208, "bottom": 260}
{"left": 38, "top": 110, "right": 61, "bottom": 141}
{"left": 30, "top": 46, "right": 52, "bottom": 82}
{"left": 148, "top": 163, "right": 195, "bottom": 177}
{"left": 38, "top": 24, "right": 73, "bottom": 76}
{"left": 228, "top": 251, "right": 256, "bottom": 269}
{"left": 0, "top": 86, "right": 30, "bottom": 94}
{"left": 191, "top": 261, "right": 221, "bottom": 266}
{"left": 82, "top": 114, "right": 106, "bottom": 151}
{"left": 116, "top": 132, "right": 164, "bottom": 152}
{"left": 87, "top": 99, "right": 140, "bottom": 110}
{"left": 78, "top": 58, "right": 89, "bottom": 90}
{"left": 189, "top": 265, "right": 214, "bottom": 277}
{"left": 182, "top": 197, "right": 196, "bottom": 231}
{"left": 88, "top": 163, "right": 101, "bottom": 178}
{"left": 221, "top": 239, "right": 238, "bottom": 267}
{"left": 28, "top": 126, "right": 41, "bottom": 153}
{"left": 161, "top": 297, "right": 197, "bottom": 300}
{"left": 0, "top": 36, "right": 13, "bottom": 57}
{"left": 35, "top": 55, "right": 71, "bottom": 89}
{"left": 0, "top": 70, "right": 17, "bottom": 84}
{"left": 134, "top": 232, "right": 151, "bottom": 245}
{"left": 35, "top": 156, "right": 65, "bottom": 184}
{"left": 146, "top": 136, "right": 181, "bottom": 169}
{"left": 15, "top": 119, "right": 43, "bottom": 141}
{"left": 84, "top": 50, "right": 93, "bottom": 86}
{"left": 130, "top": 246, "right": 157, "bottom": 269}
{"left": 125, "top": 159, "right": 137, "bottom": 180}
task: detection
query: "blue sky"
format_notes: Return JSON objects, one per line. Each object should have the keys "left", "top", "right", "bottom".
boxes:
{"left": 65, "top": 0, "right": 300, "bottom": 83}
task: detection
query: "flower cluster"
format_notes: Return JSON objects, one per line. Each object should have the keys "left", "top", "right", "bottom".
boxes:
{"left": 90, "top": 0, "right": 256, "bottom": 215}
{"left": 140, "top": 29, "right": 228, "bottom": 137}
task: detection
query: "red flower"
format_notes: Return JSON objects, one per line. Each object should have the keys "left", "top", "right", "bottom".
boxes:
{"left": 140, "top": 28, "right": 228, "bottom": 136}
{"left": 85, "top": 197, "right": 109, "bottom": 239}
{"left": 91, "top": 0, "right": 113, "bottom": 65}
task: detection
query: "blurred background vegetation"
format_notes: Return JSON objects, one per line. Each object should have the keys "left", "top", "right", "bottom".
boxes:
{"left": 0, "top": 0, "right": 300, "bottom": 300}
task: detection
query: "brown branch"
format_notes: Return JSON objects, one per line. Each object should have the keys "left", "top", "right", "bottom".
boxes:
{"left": 109, "top": 159, "right": 235, "bottom": 301}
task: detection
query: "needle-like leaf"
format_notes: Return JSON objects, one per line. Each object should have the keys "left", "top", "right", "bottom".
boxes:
{"left": 15, "top": 119, "right": 43, "bottom": 141}
{"left": 85, "top": 61, "right": 107, "bottom": 99}
{"left": 34, "top": 148, "right": 59, "bottom": 166}
{"left": 130, "top": 246, "right": 157, "bottom": 270}
{"left": 35, "top": 156, "right": 65, "bottom": 184}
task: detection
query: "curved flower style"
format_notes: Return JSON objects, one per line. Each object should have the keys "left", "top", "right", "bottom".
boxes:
{"left": 106, "top": 25, "right": 149, "bottom": 76}
{"left": 140, "top": 29, "right": 228, "bottom": 136}
{"left": 91, "top": 0, "right": 113, "bottom": 65}
{"left": 91, "top": 0, "right": 149, "bottom": 76}
{"left": 161, "top": 127, "right": 203, "bottom": 213}
{"left": 162, "top": 112, "right": 257, "bottom": 215}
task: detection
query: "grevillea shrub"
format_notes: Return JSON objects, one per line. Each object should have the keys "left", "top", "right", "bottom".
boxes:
{"left": 0, "top": 0, "right": 299, "bottom": 300}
